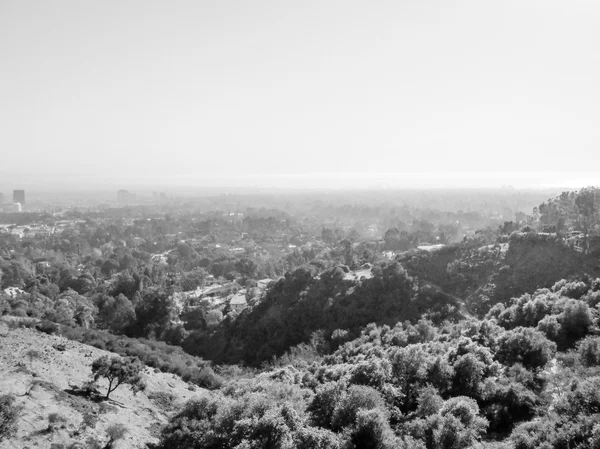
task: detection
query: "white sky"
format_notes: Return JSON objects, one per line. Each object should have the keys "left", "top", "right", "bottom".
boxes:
{"left": 1, "top": 0, "right": 599, "bottom": 190}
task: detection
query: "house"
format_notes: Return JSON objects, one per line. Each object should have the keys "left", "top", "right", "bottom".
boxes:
{"left": 229, "top": 291, "right": 247, "bottom": 312}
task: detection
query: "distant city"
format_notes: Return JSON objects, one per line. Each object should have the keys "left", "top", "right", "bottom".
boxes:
{"left": 0, "top": 189, "right": 171, "bottom": 213}
{"left": 0, "top": 190, "right": 26, "bottom": 213}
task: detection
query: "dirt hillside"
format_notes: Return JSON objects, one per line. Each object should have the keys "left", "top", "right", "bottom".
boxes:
{"left": 0, "top": 320, "right": 204, "bottom": 449}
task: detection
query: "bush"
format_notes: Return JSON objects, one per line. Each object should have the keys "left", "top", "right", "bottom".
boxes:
{"left": 59, "top": 327, "right": 212, "bottom": 390}
{"left": 331, "top": 385, "right": 385, "bottom": 430}
{"left": 79, "top": 412, "right": 98, "bottom": 430}
{"left": 25, "top": 348, "right": 42, "bottom": 362}
{"left": 47, "top": 412, "right": 68, "bottom": 431}
{"left": 37, "top": 319, "right": 60, "bottom": 335}
{"left": 416, "top": 386, "right": 444, "bottom": 417}
{"left": 496, "top": 327, "right": 556, "bottom": 370}
{"left": 293, "top": 426, "right": 342, "bottom": 449}
{"left": 559, "top": 300, "right": 593, "bottom": 346}
{"left": 427, "top": 397, "right": 489, "bottom": 449}
{"left": 106, "top": 423, "right": 128, "bottom": 445}
{"left": 0, "top": 394, "right": 21, "bottom": 442}
{"left": 308, "top": 382, "right": 345, "bottom": 429}
{"left": 351, "top": 408, "right": 399, "bottom": 449}
{"left": 578, "top": 337, "right": 600, "bottom": 366}
{"left": 148, "top": 390, "right": 178, "bottom": 412}
{"left": 194, "top": 366, "right": 224, "bottom": 390}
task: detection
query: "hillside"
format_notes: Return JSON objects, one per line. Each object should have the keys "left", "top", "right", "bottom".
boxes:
{"left": 147, "top": 276, "right": 600, "bottom": 449}
{"left": 0, "top": 320, "right": 204, "bottom": 449}
{"left": 181, "top": 261, "right": 461, "bottom": 366}
{"left": 400, "top": 232, "right": 600, "bottom": 316}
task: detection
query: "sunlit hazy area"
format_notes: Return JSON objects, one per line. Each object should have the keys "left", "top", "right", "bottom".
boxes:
{"left": 1, "top": 0, "right": 599, "bottom": 193}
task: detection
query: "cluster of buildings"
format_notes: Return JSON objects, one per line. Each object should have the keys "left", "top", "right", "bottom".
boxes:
{"left": 117, "top": 189, "right": 137, "bottom": 204}
{"left": 0, "top": 219, "right": 84, "bottom": 239}
{"left": 117, "top": 190, "right": 169, "bottom": 205}
{"left": 0, "top": 190, "right": 25, "bottom": 212}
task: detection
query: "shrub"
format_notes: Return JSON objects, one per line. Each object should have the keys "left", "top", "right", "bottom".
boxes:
{"left": 148, "top": 390, "right": 178, "bottom": 412}
{"left": 79, "top": 412, "right": 98, "bottom": 430}
{"left": 83, "top": 438, "right": 103, "bottom": 449}
{"left": 105, "top": 423, "right": 128, "bottom": 446}
{"left": 496, "top": 327, "right": 556, "bottom": 370}
{"left": 37, "top": 319, "right": 60, "bottom": 335}
{"left": 0, "top": 394, "right": 21, "bottom": 442}
{"left": 349, "top": 359, "right": 392, "bottom": 388}
{"left": 47, "top": 412, "right": 68, "bottom": 431}
{"left": 578, "top": 337, "right": 600, "bottom": 366}
{"left": 559, "top": 300, "right": 594, "bottom": 346}
{"left": 308, "top": 382, "right": 345, "bottom": 429}
{"left": 416, "top": 385, "right": 444, "bottom": 417}
{"left": 424, "top": 397, "right": 489, "bottom": 449}
{"left": 25, "top": 348, "right": 42, "bottom": 362}
{"left": 293, "top": 426, "right": 342, "bottom": 449}
{"left": 53, "top": 342, "right": 67, "bottom": 352}
{"left": 452, "top": 353, "right": 485, "bottom": 398}
{"left": 195, "top": 366, "right": 224, "bottom": 390}
{"left": 331, "top": 385, "right": 385, "bottom": 430}
{"left": 536, "top": 315, "right": 561, "bottom": 342}
{"left": 351, "top": 408, "right": 399, "bottom": 449}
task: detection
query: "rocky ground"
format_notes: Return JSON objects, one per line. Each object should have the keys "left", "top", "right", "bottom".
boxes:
{"left": 0, "top": 320, "right": 204, "bottom": 449}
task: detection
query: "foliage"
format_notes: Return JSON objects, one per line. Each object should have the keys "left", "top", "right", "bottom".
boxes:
{"left": 0, "top": 394, "right": 21, "bottom": 442}
{"left": 147, "top": 390, "right": 178, "bottom": 412}
{"left": 105, "top": 423, "right": 128, "bottom": 448}
{"left": 47, "top": 412, "right": 68, "bottom": 431}
{"left": 37, "top": 319, "right": 60, "bottom": 335}
{"left": 5, "top": 188, "right": 600, "bottom": 448}
{"left": 200, "top": 261, "right": 460, "bottom": 366}
{"left": 91, "top": 355, "right": 146, "bottom": 399}
{"left": 60, "top": 325, "right": 223, "bottom": 389}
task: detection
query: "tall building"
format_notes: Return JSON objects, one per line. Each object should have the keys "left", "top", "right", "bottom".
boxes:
{"left": 13, "top": 190, "right": 25, "bottom": 205}
{"left": 117, "top": 189, "right": 129, "bottom": 203}
{"left": 117, "top": 189, "right": 136, "bottom": 204}
{"left": 0, "top": 192, "right": 4, "bottom": 204}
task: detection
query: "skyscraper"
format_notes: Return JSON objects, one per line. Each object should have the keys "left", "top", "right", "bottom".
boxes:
{"left": 13, "top": 190, "right": 25, "bottom": 205}
{"left": 117, "top": 189, "right": 136, "bottom": 204}
{"left": 0, "top": 193, "right": 4, "bottom": 205}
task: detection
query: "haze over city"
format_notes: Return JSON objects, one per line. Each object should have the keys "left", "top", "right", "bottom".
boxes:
{"left": 2, "top": 0, "right": 600, "bottom": 192}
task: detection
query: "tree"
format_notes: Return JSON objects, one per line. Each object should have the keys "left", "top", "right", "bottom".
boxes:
{"left": 0, "top": 394, "right": 21, "bottom": 442}
{"left": 452, "top": 353, "right": 484, "bottom": 398}
{"left": 433, "top": 397, "right": 488, "bottom": 449}
{"left": 496, "top": 327, "right": 556, "bottom": 370}
{"left": 559, "top": 299, "right": 593, "bottom": 346}
{"left": 384, "top": 228, "right": 401, "bottom": 250}
{"left": 181, "top": 268, "right": 208, "bottom": 292}
{"left": 235, "top": 258, "right": 257, "bottom": 283}
{"left": 578, "top": 337, "right": 600, "bottom": 366}
{"left": 91, "top": 356, "right": 145, "bottom": 399}
{"left": 331, "top": 385, "right": 385, "bottom": 431}
{"left": 101, "top": 258, "right": 120, "bottom": 276}
{"left": 574, "top": 188, "right": 600, "bottom": 253}
{"left": 321, "top": 227, "right": 336, "bottom": 244}
{"left": 351, "top": 408, "right": 400, "bottom": 449}
{"left": 97, "top": 293, "right": 136, "bottom": 334}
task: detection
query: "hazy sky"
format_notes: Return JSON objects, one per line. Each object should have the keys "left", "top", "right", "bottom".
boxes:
{"left": 1, "top": 0, "right": 599, "bottom": 190}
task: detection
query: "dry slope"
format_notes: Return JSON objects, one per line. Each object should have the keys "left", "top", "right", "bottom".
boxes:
{"left": 0, "top": 320, "right": 205, "bottom": 449}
